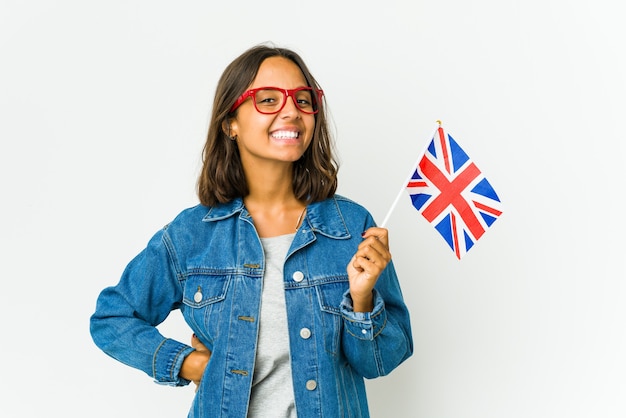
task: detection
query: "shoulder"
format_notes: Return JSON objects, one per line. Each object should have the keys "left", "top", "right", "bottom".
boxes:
{"left": 331, "top": 194, "right": 372, "bottom": 217}
{"left": 309, "top": 195, "right": 376, "bottom": 232}
{"left": 162, "top": 204, "right": 211, "bottom": 232}
{"left": 332, "top": 194, "right": 367, "bottom": 210}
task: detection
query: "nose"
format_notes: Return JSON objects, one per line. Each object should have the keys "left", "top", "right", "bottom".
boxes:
{"left": 279, "top": 93, "right": 300, "bottom": 117}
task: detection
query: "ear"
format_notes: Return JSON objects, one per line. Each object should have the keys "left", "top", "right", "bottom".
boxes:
{"left": 222, "top": 119, "right": 237, "bottom": 139}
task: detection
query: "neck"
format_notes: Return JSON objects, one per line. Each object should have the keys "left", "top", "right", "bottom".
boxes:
{"left": 243, "top": 188, "right": 306, "bottom": 238}
{"left": 243, "top": 161, "right": 296, "bottom": 204}
{"left": 241, "top": 161, "right": 307, "bottom": 237}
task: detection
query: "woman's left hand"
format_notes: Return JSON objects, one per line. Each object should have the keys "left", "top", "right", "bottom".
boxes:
{"left": 346, "top": 227, "right": 392, "bottom": 312}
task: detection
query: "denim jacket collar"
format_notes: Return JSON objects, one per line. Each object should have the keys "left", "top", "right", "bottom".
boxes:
{"left": 202, "top": 196, "right": 352, "bottom": 240}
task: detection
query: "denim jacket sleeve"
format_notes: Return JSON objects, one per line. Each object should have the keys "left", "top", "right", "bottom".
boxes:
{"left": 90, "top": 228, "right": 195, "bottom": 386}
{"left": 339, "top": 258, "right": 413, "bottom": 379}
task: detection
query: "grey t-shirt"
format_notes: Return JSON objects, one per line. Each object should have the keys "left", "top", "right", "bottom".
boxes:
{"left": 248, "top": 233, "right": 297, "bottom": 418}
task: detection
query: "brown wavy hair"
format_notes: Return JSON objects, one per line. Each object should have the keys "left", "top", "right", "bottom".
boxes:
{"left": 197, "top": 44, "right": 338, "bottom": 207}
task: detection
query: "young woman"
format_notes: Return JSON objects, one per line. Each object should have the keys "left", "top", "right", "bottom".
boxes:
{"left": 90, "top": 43, "right": 413, "bottom": 418}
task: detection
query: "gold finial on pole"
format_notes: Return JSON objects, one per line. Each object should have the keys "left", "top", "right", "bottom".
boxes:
{"left": 436, "top": 119, "right": 442, "bottom": 126}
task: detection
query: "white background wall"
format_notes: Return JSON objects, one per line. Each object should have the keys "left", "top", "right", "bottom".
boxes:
{"left": 1, "top": 1, "right": 624, "bottom": 417}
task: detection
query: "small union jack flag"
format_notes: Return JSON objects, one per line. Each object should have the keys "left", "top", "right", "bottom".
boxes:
{"left": 406, "top": 125, "right": 503, "bottom": 259}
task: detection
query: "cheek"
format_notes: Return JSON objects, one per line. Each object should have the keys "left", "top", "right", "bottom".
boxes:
{"left": 232, "top": 108, "right": 272, "bottom": 136}
{"left": 303, "top": 130, "right": 315, "bottom": 149}
{"left": 305, "top": 116, "right": 317, "bottom": 140}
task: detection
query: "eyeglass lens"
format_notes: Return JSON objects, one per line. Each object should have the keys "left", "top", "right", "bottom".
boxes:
{"left": 254, "top": 88, "right": 316, "bottom": 114}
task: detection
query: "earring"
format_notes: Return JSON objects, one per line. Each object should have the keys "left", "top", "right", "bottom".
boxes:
{"left": 229, "top": 135, "right": 237, "bottom": 141}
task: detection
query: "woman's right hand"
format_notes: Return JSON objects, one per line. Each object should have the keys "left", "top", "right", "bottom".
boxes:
{"left": 181, "top": 333, "right": 212, "bottom": 391}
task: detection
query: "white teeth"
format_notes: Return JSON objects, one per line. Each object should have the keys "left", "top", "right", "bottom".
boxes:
{"left": 272, "top": 131, "right": 299, "bottom": 139}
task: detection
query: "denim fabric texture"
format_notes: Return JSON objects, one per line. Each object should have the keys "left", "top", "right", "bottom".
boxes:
{"left": 90, "top": 195, "right": 413, "bottom": 418}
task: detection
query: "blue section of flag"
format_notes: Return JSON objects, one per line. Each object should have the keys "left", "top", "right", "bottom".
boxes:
{"left": 448, "top": 134, "right": 470, "bottom": 172}
{"left": 427, "top": 141, "right": 437, "bottom": 158}
{"left": 410, "top": 193, "right": 431, "bottom": 211}
{"left": 435, "top": 214, "right": 454, "bottom": 250}
{"left": 471, "top": 178, "right": 500, "bottom": 202}
{"left": 464, "top": 231, "right": 474, "bottom": 251}
{"left": 480, "top": 212, "right": 497, "bottom": 227}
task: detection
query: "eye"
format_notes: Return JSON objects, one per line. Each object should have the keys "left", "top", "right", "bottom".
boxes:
{"left": 296, "top": 98, "right": 312, "bottom": 106}
{"left": 295, "top": 90, "right": 314, "bottom": 108}
{"left": 255, "top": 89, "right": 283, "bottom": 108}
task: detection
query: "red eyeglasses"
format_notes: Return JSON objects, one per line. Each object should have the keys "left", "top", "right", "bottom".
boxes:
{"left": 229, "top": 86, "right": 324, "bottom": 114}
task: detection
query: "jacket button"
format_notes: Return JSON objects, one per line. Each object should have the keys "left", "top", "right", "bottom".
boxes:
{"left": 305, "top": 380, "right": 317, "bottom": 391}
{"left": 299, "top": 328, "right": 311, "bottom": 339}
{"left": 292, "top": 271, "right": 304, "bottom": 282}
{"left": 194, "top": 289, "right": 203, "bottom": 303}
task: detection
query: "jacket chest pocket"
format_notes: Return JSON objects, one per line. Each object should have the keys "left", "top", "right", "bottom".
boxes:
{"left": 182, "top": 274, "right": 231, "bottom": 342}
{"left": 315, "top": 277, "right": 349, "bottom": 356}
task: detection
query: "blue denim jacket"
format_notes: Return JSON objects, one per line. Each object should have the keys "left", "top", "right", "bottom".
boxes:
{"left": 90, "top": 195, "right": 413, "bottom": 417}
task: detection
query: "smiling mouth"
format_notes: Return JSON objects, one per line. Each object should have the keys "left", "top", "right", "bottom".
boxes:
{"left": 271, "top": 130, "right": 299, "bottom": 139}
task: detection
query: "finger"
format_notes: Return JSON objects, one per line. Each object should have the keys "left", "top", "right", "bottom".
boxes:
{"left": 191, "top": 333, "right": 209, "bottom": 352}
{"left": 349, "top": 255, "right": 365, "bottom": 273}
{"left": 359, "top": 237, "right": 390, "bottom": 262}
{"left": 353, "top": 254, "right": 380, "bottom": 275}
{"left": 361, "top": 227, "right": 389, "bottom": 247}
{"left": 357, "top": 239, "right": 392, "bottom": 265}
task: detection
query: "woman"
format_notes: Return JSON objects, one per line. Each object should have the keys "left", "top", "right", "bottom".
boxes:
{"left": 90, "top": 43, "right": 413, "bottom": 418}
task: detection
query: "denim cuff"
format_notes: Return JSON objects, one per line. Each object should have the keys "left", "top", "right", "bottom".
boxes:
{"left": 340, "top": 289, "right": 387, "bottom": 340}
{"left": 152, "top": 338, "right": 196, "bottom": 386}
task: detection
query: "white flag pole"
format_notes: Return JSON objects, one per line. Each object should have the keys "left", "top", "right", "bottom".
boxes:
{"left": 379, "top": 121, "right": 443, "bottom": 228}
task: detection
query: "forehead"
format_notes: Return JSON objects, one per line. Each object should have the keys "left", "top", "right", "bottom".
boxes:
{"left": 250, "top": 56, "right": 308, "bottom": 88}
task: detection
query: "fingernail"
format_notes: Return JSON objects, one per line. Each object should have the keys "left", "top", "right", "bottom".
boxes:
{"left": 361, "top": 231, "right": 366, "bottom": 237}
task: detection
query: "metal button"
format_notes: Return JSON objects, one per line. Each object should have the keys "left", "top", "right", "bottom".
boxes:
{"left": 193, "top": 286, "right": 203, "bottom": 303}
{"left": 305, "top": 380, "right": 317, "bottom": 391}
{"left": 361, "top": 329, "right": 368, "bottom": 335}
{"left": 292, "top": 271, "right": 304, "bottom": 282}
{"left": 300, "top": 328, "right": 311, "bottom": 339}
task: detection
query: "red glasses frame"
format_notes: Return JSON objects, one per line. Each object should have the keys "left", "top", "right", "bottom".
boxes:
{"left": 229, "top": 86, "right": 324, "bottom": 114}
